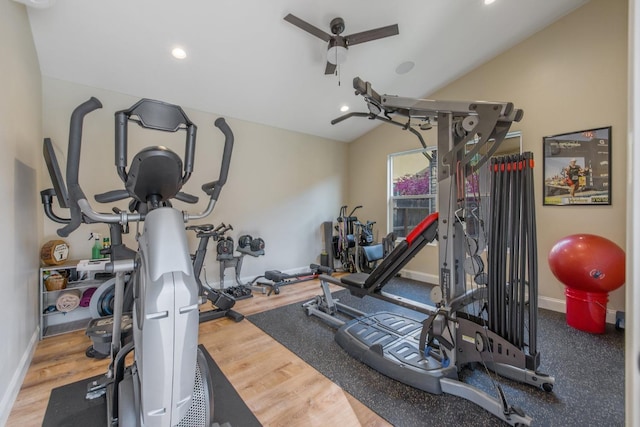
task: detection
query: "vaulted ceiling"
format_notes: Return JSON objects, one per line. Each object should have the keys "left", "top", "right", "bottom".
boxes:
{"left": 23, "top": 0, "right": 589, "bottom": 141}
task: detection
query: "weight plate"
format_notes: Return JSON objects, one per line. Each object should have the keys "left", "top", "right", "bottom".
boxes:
{"left": 474, "top": 272, "right": 489, "bottom": 286}
{"left": 430, "top": 286, "right": 443, "bottom": 304}
{"left": 466, "top": 237, "right": 478, "bottom": 256}
{"left": 463, "top": 255, "right": 484, "bottom": 276}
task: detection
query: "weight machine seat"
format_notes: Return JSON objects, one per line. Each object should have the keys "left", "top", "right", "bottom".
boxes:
{"left": 335, "top": 212, "right": 439, "bottom": 294}
{"left": 362, "top": 244, "right": 384, "bottom": 263}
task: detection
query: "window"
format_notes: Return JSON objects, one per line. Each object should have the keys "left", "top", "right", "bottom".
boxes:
{"left": 387, "top": 132, "right": 521, "bottom": 239}
{"left": 388, "top": 147, "right": 437, "bottom": 238}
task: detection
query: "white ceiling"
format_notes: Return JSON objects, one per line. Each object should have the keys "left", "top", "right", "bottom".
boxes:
{"left": 23, "top": 0, "right": 589, "bottom": 142}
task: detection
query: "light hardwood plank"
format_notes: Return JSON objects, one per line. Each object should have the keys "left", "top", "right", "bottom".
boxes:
{"left": 7, "top": 278, "right": 391, "bottom": 427}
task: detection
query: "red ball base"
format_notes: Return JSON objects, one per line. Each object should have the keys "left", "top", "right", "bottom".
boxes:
{"left": 565, "top": 288, "right": 608, "bottom": 334}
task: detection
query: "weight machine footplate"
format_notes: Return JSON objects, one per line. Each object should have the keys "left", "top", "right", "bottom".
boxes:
{"left": 335, "top": 311, "right": 534, "bottom": 426}
{"left": 335, "top": 311, "right": 457, "bottom": 394}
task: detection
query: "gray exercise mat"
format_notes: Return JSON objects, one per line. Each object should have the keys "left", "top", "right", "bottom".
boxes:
{"left": 248, "top": 278, "right": 624, "bottom": 426}
{"left": 43, "top": 345, "right": 260, "bottom": 427}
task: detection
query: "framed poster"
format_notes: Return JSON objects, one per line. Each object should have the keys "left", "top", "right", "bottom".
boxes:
{"left": 543, "top": 126, "right": 611, "bottom": 206}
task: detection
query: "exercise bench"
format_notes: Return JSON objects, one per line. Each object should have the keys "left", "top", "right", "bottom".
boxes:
{"left": 314, "top": 212, "right": 439, "bottom": 310}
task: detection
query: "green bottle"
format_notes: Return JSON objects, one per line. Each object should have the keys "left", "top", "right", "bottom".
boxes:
{"left": 91, "top": 234, "right": 103, "bottom": 260}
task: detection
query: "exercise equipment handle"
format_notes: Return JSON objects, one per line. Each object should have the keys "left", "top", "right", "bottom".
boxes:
{"left": 40, "top": 189, "right": 70, "bottom": 224}
{"left": 348, "top": 205, "right": 362, "bottom": 217}
{"left": 58, "top": 97, "right": 103, "bottom": 237}
{"left": 217, "top": 224, "right": 233, "bottom": 236}
{"left": 310, "top": 264, "right": 333, "bottom": 275}
{"left": 202, "top": 118, "right": 234, "bottom": 200}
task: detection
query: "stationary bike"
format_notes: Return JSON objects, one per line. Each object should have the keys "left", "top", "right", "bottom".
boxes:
{"left": 40, "top": 96, "right": 234, "bottom": 426}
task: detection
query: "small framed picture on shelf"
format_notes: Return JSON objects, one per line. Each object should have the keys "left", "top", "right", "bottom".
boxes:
{"left": 542, "top": 126, "right": 611, "bottom": 206}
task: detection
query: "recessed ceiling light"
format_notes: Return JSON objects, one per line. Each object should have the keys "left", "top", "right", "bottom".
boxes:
{"left": 396, "top": 61, "right": 415, "bottom": 75}
{"left": 172, "top": 47, "right": 187, "bottom": 59}
{"left": 340, "top": 105, "right": 349, "bottom": 112}
{"left": 484, "top": 0, "right": 496, "bottom": 4}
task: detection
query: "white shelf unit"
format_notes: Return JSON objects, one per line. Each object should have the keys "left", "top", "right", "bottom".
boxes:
{"left": 39, "top": 260, "right": 107, "bottom": 340}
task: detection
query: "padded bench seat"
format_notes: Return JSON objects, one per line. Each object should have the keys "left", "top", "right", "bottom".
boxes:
{"left": 340, "top": 272, "right": 370, "bottom": 288}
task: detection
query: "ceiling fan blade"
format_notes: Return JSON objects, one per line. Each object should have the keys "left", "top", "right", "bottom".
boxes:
{"left": 325, "top": 62, "right": 337, "bottom": 75}
{"left": 344, "top": 24, "right": 399, "bottom": 46}
{"left": 284, "top": 14, "right": 332, "bottom": 42}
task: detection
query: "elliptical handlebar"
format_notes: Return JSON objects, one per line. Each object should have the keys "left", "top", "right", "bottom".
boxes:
{"left": 115, "top": 98, "right": 198, "bottom": 185}
{"left": 55, "top": 98, "right": 235, "bottom": 233}
{"left": 202, "top": 117, "right": 234, "bottom": 200}
{"left": 57, "top": 97, "right": 103, "bottom": 237}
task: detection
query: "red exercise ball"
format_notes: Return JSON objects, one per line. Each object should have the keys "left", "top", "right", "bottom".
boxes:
{"left": 548, "top": 234, "right": 625, "bottom": 293}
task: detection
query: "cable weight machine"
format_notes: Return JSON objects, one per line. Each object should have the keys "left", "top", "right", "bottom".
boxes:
{"left": 304, "top": 77, "right": 554, "bottom": 426}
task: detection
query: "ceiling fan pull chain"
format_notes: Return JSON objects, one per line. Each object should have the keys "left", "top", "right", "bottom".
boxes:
{"left": 335, "top": 47, "right": 340, "bottom": 86}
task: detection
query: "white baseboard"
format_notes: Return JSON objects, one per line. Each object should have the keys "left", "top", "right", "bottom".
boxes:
{"left": 398, "top": 269, "right": 438, "bottom": 285}
{"left": 401, "top": 271, "right": 618, "bottom": 325}
{"left": 0, "top": 327, "right": 39, "bottom": 425}
{"left": 539, "top": 295, "right": 618, "bottom": 325}
{"left": 537, "top": 295, "right": 566, "bottom": 314}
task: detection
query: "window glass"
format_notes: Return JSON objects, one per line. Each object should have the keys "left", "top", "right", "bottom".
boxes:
{"left": 388, "top": 148, "right": 437, "bottom": 238}
{"left": 387, "top": 132, "right": 521, "bottom": 239}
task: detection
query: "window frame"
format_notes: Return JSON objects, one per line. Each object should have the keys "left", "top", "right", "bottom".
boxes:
{"left": 387, "top": 146, "right": 438, "bottom": 239}
{"left": 387, "top": 131, "right": 522, "bottom": 241}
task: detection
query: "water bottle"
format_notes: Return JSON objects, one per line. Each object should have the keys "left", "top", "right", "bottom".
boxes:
{"left": 91, "top": 234, "right": 103, "bottom": 260}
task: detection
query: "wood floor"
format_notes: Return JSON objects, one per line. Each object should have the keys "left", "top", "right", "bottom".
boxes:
{"left": 7, "top": 279, "right": 391, "bottom": 427}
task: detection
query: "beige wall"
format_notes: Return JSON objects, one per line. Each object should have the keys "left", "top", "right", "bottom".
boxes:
{"left": 348, "top": 0, "right": 628, "bottom": 313}
{"left": 0, "top": 1, "right": 44, "bottom": 422}
{"left": 0, "top": 0, "right": 633, "bottom": 421}
{"left": 41, "top": 78, "right": 348, "bottom": 284}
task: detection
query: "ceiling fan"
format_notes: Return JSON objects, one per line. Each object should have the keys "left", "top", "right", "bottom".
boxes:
{"left": 284, "top": 14, "right": 399, "bottom": 75}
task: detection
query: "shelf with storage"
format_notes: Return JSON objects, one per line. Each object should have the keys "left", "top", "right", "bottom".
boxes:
{"left": 39, "top": 260, "right": 109, "bottom": 340}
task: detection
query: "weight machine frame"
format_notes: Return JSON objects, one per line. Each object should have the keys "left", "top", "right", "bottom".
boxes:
{"left": 303, "top": 77, "right": 554, "bottom": 426}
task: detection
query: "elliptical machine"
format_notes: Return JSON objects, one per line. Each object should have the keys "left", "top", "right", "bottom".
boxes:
{"left": 40, "top": 96, "right": 234, "bottom": 426}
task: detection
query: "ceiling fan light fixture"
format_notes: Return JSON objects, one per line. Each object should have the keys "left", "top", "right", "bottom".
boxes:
{"left": 327, "top": 45, "right": 348, "bottom": 65}
{"left": 284, "top": 14, "right": 398, "bottom": 74}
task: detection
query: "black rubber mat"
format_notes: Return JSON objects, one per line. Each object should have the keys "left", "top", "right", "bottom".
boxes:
{"left": 43, "top": 345, "right": 260, "bottom": 427}
{"left": 249, "top": 277, "right": 624, "bottom": 427}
